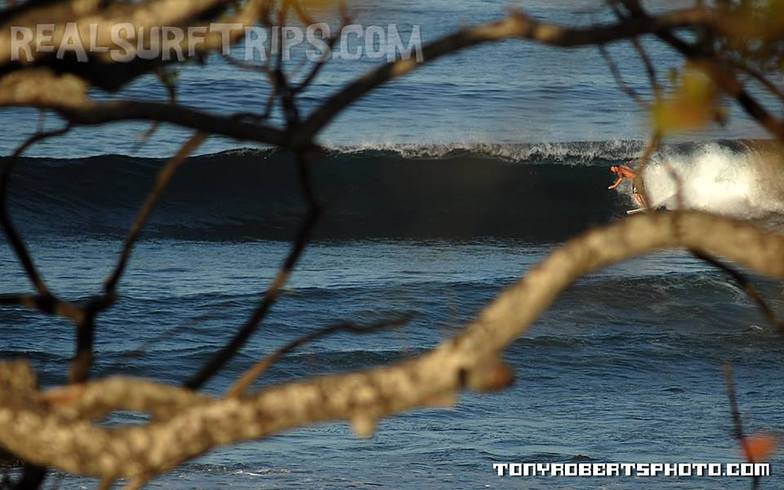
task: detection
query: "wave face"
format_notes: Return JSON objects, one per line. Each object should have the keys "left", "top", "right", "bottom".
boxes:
{"left": 3, "top": 140, "right": 781, "bottom": 241}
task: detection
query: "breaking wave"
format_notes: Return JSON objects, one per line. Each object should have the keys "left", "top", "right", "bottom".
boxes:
{"left": 3, "top": 139, "right": 782, "bottom": 241}
{"left": 325, "top": 139, "right": 646, "bottom": 164}
{"left": 642, "top": 141, "right": 784, "bottom": 219}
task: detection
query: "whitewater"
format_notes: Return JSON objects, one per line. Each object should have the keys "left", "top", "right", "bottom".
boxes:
{"left": 642, "top": 142, "right": 784, "bottom": 220}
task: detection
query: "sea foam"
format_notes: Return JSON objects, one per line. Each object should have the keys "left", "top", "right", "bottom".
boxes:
{"left": 642, "top": 142, "right": 784, "bottom": 219}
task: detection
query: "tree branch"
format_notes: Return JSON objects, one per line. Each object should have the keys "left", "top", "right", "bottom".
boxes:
{"left": 4, "top": 211, "right": 784, "bottom": 480}
{"left": 1, "top": 125, "right": 71, "bottom": 295}
{"left": 227, "top": 315, "right": 413, "bottom": 398}
{"left": 103, "top": 132, "right": 207, "bottom": 295}
{"left": 184, "top": 150, "right": 323, "bottom": 390}
{"left": 300, "top": 7, "right": 717, "bottom": 139}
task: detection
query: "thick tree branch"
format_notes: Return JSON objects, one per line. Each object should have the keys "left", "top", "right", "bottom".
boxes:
{"left": 4, "top": 212, "right": 784, "bottom": 479}
{"left": 57, "top": 101, "right": 296, "bottom": 148}
{"left": 2, "top": 2, "right": 784, "bottom": 488}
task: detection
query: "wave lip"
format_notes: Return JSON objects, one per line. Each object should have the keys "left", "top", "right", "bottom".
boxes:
{"left": 325, "top": 139, "right": 647, "bottom": 164}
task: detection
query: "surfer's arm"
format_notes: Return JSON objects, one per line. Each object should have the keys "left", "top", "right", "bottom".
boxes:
{"left": 608, "top": 177, "right": 623, "bottom": 190}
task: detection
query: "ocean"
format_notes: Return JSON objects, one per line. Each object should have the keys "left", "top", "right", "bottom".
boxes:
{"left": 1, "top": 0, "right": 783, "bottom": 488}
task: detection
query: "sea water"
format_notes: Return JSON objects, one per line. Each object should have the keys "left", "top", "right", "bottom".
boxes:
{"left": 1, "top": 1, "right": 783, "bottom": 488}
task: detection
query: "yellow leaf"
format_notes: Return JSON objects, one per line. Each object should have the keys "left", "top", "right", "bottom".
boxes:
{"left": 651, "top": 64, "right": 721, "bottom": 134}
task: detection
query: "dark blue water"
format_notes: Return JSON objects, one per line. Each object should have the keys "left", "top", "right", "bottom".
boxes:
{"left": 2, "top": 0, "right": 784, "bottom": 488}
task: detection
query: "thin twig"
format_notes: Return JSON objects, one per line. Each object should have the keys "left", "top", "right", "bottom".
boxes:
{"left": 286, "top": 0, "right": 316, "bottom": 25}
{"left": 598, "top": 44, "right": 646, "bottom": 107}
{"left": 293, "top": 1, "right": 350, "bottom": 95}
{"left": 694, "top": 252, "right": 784, "bottom": 336}
{"left": 631, "top": 131, "right": 662, "bottom": 209}
{"left": 724, "top": 362, "right": 748, "bottom": 444}
{"left": 227, "top": 315, "right": 413, "bottom": 398}
{"left": 654, "top": 164, "right": 780, "bottom": 335}
{"left": 130, "top": 122, "right": 161, "bottom": 155}
{"left": 63, "top": 132, "right": 207, "bottom": 384}
{"left": 272, "top": 3, "right": 300, "bottom": 126}
{"left": 103, "top": 132, "right": 207, "bottom": 295}
{"left": 129, "top": 68, "right": 179, "bottom": 154}
{"left": 102, "top": 312, "right": 218, "bottom": 375}
{"left": 722, "top": 363, "right": 760, "bottom": 490}
{"left": 630, "top": 37, "right": 661, "bottom": 99}
{"left": 725, "top": 57, "right": 784, "bottom": 102}
{"left": 624, "top": 0, "right": 784, "bottom": 142}
{"left": 608, "top": 0, "right": 660, "bottom": 99}
{"left": 185, "top": 151, "right": 323, "bottom": 390}
{"left": 0, "top": 293, "right": 82, "bottom": 323}
{"left": 1, "top": 125, "right": 72, "bottom": 295}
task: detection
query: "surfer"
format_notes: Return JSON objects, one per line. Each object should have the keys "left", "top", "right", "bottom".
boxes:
{"left": 609, "top": 164, "right": 647, "bottom": 209}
